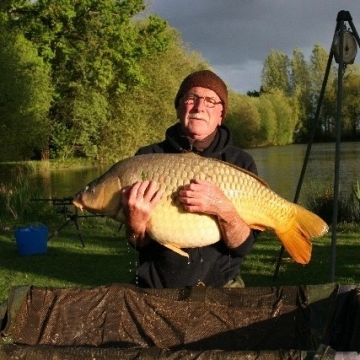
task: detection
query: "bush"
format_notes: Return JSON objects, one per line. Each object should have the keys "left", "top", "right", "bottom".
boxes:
{"left": 304, "top": 182, "right": 360, "bottom": 224}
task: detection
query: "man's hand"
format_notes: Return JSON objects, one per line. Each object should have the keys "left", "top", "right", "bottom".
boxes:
{"left": 177, "top": 179, "right": 232, "bottom": 216}
{"left": 121, "top": 180, "right": 164, "bottom": 246}
{"left": 178, "top": 179, "right": 251, "bottom": 248}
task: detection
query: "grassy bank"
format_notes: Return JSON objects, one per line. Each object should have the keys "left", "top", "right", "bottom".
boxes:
{"left": 1, "top": 216, "right": 359, "bottom": 304}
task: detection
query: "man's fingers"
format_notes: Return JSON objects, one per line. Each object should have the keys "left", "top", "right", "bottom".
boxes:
{"left": 128, "top": 180, "right": 164, "bottom": 205}
{"left": 135, "top": 180, "right": 150, "bottom": 198}
{"left": 143, "top": 180, "right": 158, "bottom": 201}
{"left": 151, "top": 187, "right": 165, "bottom": 204}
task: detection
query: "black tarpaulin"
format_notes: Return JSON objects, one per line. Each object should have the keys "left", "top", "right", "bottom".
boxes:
{"left": 0, "top": 283, "right": 359, "bottom": 359}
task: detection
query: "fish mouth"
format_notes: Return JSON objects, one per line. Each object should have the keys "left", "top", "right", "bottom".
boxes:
{"left": 72, "top": 194, "right": 83, "bottom": 211}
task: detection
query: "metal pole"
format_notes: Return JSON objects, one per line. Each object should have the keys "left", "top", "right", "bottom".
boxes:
{"left": 330, "top": 14, "right": 345, "bottom": 282}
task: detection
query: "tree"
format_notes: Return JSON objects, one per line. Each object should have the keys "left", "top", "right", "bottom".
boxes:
{"left": 95, "top": 28, "right": 209, "bottom": 162}
{"left": 2, "top": 0, "right": 170, "bottom": 159}
{"left": 227, "top": 92, "right": 261, "bottom": 148}
{"left": 259, "top": 49, "right": 298, "bottom": 145}
{"left": 254, "top": 95, "right": 277, "bottom": 145}
{"left": 261, "top": 49, "right": 291, "bottom": 95}
{"left": 342, "top": 68, "right": 360, "bottom": 140}
{"left": 265, "top": 90, "right": 295, "bottom": 145}
{"left": 308, "top": 44, "right": 336, "bottom": 140}
{"left": 247, "top": 90, "right": 260, "bottom": 97}
{"left": 290, "top": 48, "right": 312, "bottom": 141}
{"left": 0, "top": 21, "right": 52, "bottom": 161}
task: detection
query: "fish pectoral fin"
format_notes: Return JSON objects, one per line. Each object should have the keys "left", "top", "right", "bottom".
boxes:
{"left": 250, "top": 224, "right": 266, "bottom": 231}
{"left": 163, "top": 243, "right": 189, "bottom": 258}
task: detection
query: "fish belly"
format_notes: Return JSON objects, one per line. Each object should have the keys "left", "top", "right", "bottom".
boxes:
{"left": 148, "top": 204, "right": 221, "bottom": 248}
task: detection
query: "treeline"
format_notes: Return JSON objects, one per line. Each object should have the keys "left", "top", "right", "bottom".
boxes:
{"left": 257, "top": 47, "right": 360, "bottom": 145}
{"left": 1, "top": 0, "right": 359, "bottom": 162}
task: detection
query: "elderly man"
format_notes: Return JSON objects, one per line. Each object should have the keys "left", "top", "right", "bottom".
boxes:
{"left": 122, "top": 69, "right": 259, "bottom": 288}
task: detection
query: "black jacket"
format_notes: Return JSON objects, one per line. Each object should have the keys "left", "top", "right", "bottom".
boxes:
{"left": 132, "top": 123, "right": 258, "bottom": 288}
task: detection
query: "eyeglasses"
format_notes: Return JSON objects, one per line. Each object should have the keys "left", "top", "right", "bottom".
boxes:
{"left": 182, "top": 94, "right": 222, "bottom": 108}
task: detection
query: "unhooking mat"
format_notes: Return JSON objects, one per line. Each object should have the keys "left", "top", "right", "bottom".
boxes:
{"left": 0, "top": 283, "right": 359, "bottom": 359}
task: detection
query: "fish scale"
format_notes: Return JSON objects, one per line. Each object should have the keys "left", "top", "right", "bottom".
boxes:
{"left": 73, "top": 153, "right": 329, "bottom": 264}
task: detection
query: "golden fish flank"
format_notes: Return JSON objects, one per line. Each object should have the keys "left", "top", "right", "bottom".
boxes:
{"left": 73, "top": 153, "right": 329, "bottom": 265}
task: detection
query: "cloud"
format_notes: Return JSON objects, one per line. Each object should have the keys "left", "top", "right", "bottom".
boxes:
{"left": 215, "top": 60, "right": 264, "bottom": 93}
{"left": 146, "top": 0, "right": 360, "bottom": 93}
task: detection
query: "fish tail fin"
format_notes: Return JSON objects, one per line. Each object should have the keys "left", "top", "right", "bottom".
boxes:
{"left": 275, "top": 204, "right": 329, "bottom": 265}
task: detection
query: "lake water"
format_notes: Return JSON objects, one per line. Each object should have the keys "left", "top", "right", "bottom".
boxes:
{"left": 246, "top": 142, "right": 360, "bottom": 203}
{"left": 1, "top": 142, "right": 359, "bottom": 204}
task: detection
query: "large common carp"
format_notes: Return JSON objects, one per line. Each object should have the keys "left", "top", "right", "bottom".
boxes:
{"left": 73, "top": 153, "right": 328, "bottom": 264}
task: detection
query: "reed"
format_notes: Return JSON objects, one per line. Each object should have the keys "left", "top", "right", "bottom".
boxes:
{"left": 0, "top": 174, "right": 56, "bottom": 225}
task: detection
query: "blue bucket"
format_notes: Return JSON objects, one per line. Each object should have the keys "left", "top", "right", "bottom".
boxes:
{"left": 15, "top": 223, "right": 48, "bottom": 256}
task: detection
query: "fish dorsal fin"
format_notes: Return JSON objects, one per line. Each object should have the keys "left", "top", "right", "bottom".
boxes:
{"left": 181, "top": 152, "right": 270, "bottom": 189}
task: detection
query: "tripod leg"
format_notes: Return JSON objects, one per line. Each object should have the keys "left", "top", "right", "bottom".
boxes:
{"left": 72, "top": 215, "right": 86, "bottom": 247}
{"left": 273, "top": 245, "right": 285, "bottom": 281}
{"left": 48, "top": 219, "right": 72, "bottom": 240}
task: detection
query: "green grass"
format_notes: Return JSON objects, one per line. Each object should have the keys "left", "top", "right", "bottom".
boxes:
{"left": 243, "top": 228, "right": 360, "bottom": 287}
{"left": 0, "top": 218, "right": 137, "bottom": 303}
{"left": 1, "top": 217, "right": 359, "bottom": 304}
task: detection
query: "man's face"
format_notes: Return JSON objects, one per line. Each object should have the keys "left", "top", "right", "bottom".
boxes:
{"left": 177, "top": 86, "right": 224, "bottom": 140}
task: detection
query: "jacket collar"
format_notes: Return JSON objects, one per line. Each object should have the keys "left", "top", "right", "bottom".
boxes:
{"left": 165, "top": 123, "right": 232, "bottom": 158}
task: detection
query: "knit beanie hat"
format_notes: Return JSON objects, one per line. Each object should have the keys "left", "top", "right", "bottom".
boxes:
{"left": 174, "top": 70, "right": 228, "bottom": 118}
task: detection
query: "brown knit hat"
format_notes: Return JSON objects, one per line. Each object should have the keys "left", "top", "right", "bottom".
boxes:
{"left": 174, "top": 70, "right": 228, "bottom": 118}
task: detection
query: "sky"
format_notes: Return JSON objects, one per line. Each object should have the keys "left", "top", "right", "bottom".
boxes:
{"left": 144, "top": 0, "right": 360, "bottom": 94}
